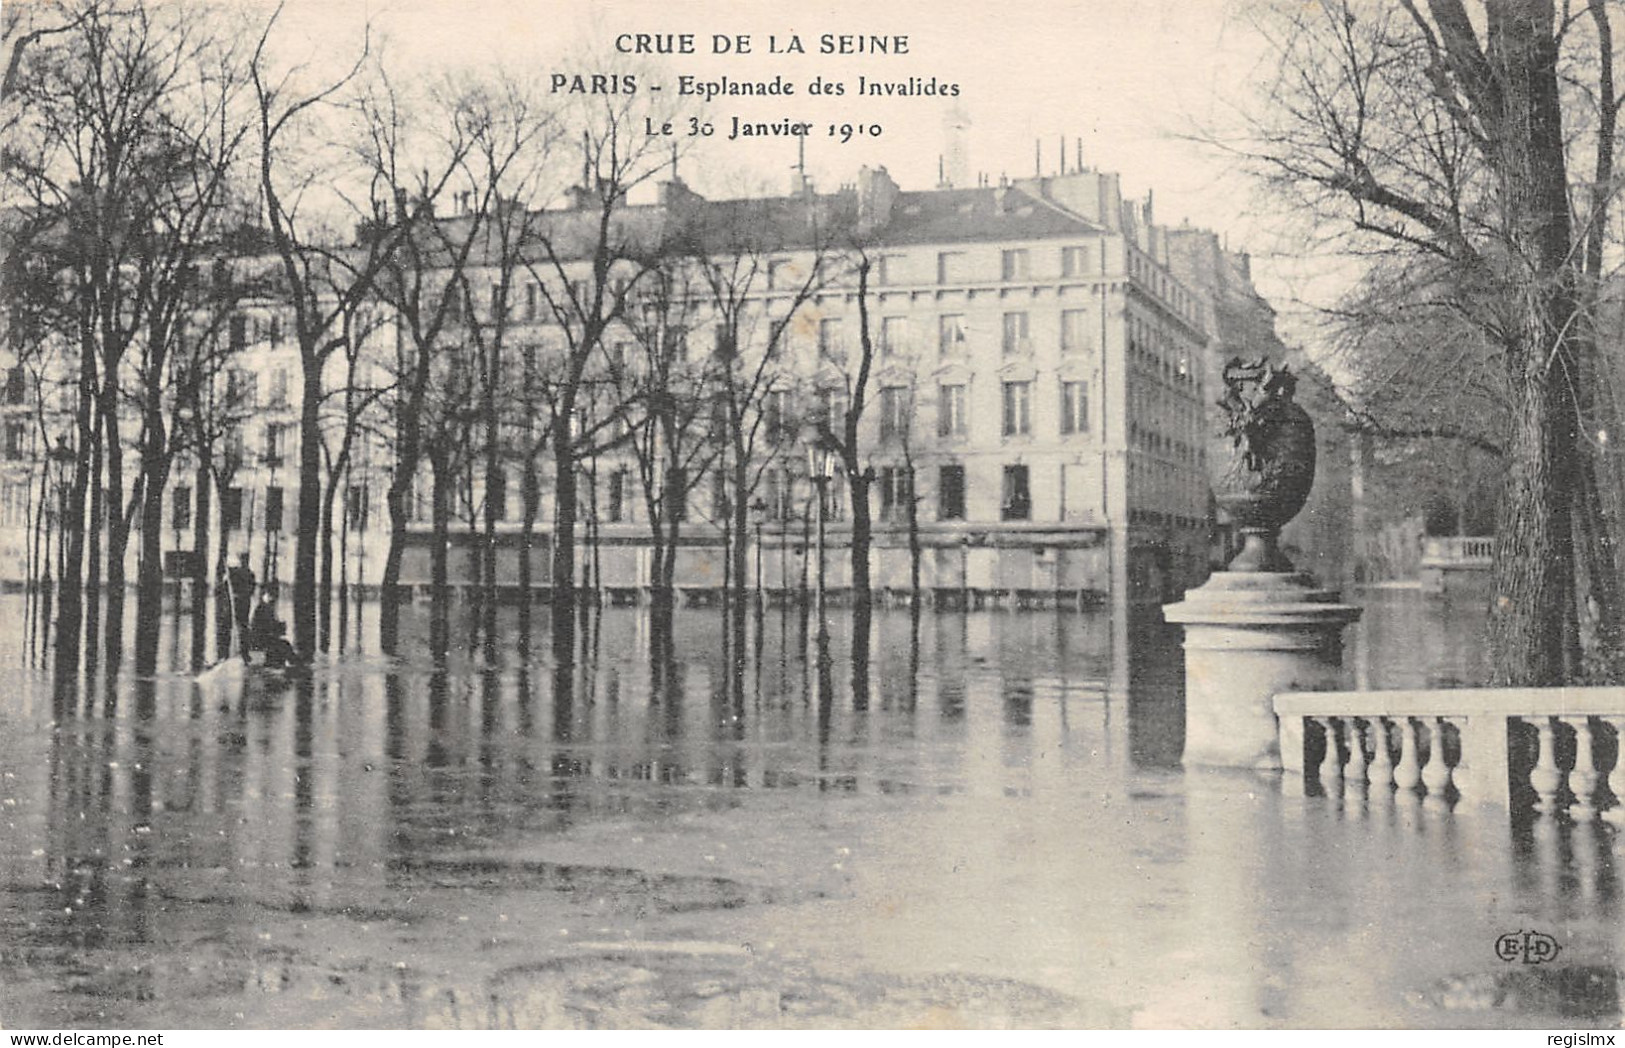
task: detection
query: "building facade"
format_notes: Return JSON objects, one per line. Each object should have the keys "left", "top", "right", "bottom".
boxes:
{"left": 4, "top": 166, "right": 1305, "bottom": 606}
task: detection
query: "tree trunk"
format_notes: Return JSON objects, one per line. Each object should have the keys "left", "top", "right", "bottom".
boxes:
{"left": 132, "top": 399, "right": 169, "bottom": 676}
{"left": 730, "top": 454, "right": 749, "bottom": 640}
{"left": 84, "top": 419, "right": 104, "bottom": 678}
{"left": 191, "top": 459, "right": 212, "bottom": 669}
{"left": 318, "top": 474, "right": 340, "bottom": 653}
{"left": 293, "top": 364, "right": 323, "bottom": 656}
{"left": 906, "top": 463, "right": 921, "bottom": 601}
{"left": 1484, "top": 2, "right": 1584, "bottom": 686}
{"left": 848, "top": 471, "right": 872, "bottom": 606}
{"left": 550, "top": 418, "right": 577, "bottom": 660}
{"left": 101, "top": 392, "right": 127, "bottom": 679}
{"left": 429, "top": 449, "right": 452, "bottom": 660}
{"left": 380, "top": 470, "right": 410, "bottom": 655}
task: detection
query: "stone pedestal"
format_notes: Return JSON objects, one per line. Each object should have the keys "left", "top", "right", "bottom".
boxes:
{"left": 1163, "top": 571, "right": 1362, "bottom": 769}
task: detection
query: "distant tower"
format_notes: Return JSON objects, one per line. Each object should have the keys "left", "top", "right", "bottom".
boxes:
{"left": 942, "top": 104, "right": 971, "bottom": 189}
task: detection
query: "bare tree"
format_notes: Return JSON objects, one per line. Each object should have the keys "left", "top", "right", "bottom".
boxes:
{"left": 814, "top": 250, "right": 880, "bottom": 609}
{"left": 687, "top": 195, "right": 833, "bottom": 636}
{"left": 247, "top": 10, "right": 464, "bottom": 657}
{"left": 1242, "top": 0, "right": 1625, "bottom": 684}
{"left": 519, "top": 99, "right": 673, "bottom": 659}
{"left": 618, "top": 258, "right": 720, "bottom": 620}
{"left": 6, "top": 0, "right": 253, "bottom": 678}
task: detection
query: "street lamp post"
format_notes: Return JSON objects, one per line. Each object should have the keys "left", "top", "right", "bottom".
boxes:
{"left": 807, "top": 442, "right": 834, "bottom": 627}
{"left": 750, "top": 497, "right": 766, "bottom": 610}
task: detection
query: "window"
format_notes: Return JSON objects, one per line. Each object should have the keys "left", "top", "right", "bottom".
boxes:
{"left": 1062, "top": 309, "right": 1091, "bottom": 354}
{"left": 1002, "top": 380, "right": 1031, "bottom": 437}
{"left": 265, "top": 486, "right": 284, "bottom": 533}
{"left": 1001, "top": 249, "right": 1030, "bottom": 281}
{"left": 1061, "top": 380, "right": 1090, "bottom": 435}
{"left": 268, "top": 368, "right": 289, "bottom": 408}
{"left": 667, "top": 467, "right": 688, "bottom": 522}
{"left": 525, "top": 282, "right": 539, "bottom": 321}
{"left": 879, "top": 316, "right": 907, "bottom": 356}
{"left": 221, "top": 488, "right": 244, "bottom": 531}
{"left": 764, "top": 390, "right": 787, "bottom": 443}
{"left": 711, "top": 471, "right": 729, "bottom": 519}
{"left": 936, "top": 251, "right": 967, "bottom": 284}
{"left": 267, "top": 313, "right": 283, "bottom": 346}
{"left": 228, "top": 368, "right": 256, "bottom": 409}
{"left": 878, "top": 466, "right": 912, "bottom": 521}
{"left": 486, "top": 469, "right": 506, "bottom": 522}
{"left": 172, "top": 485, "right": 192, "bottom": 532}
{"left": 938, "top": 314, "right": 967, "bottom": 355}
{"left": 708, "top": 395, "right": 730, "bottom": 441}
{"left": 816, "top": 388, "right": 844, "bottom": 429}
{"left": 223, "top": 429, "right": 245, "bottom": 471}
{"left": 263, "top": 423, "right": 285, "bottom": 466}
{"left": 3, "top": 367, "right": 23, "bottom": 405}
{"left": 229, "top": 314, "right": 247, "bottom": 352}
{"left": 489, "top": 282, "right": 504, "bottom": 321}
{"left": 1002, "top": 465, "right": 1031, "bottom": 521}
{"left": 879, "top": 386, "right": 909, "bottom": 441}
{"left": 1001, "top": 311, "right": 1030, "bottom": 355}
{"left": 608, "top": 469, "right": 628, "bottom": 522}
{"left": 937, "top": 383, "right": 967, "bottom": 439}
{"left": 766, "top": 259, "right": 789, "bottom": 289}
{"left": 875, "top": 255, "right": 900, "bottom": 285}
{"left": 3, "top": 420, "right": 24, "bottom": 460}
{"left": 764, "top": 468, "right": 791, "bottom": 520}
{"left": 938, "top": 465, "right": 966, "bottom": 521}
{"left": 818, "top": 317, "right": 844, "bottom": 356}
{"left": 1061, "top": 246, "right": 1088, "bottom": 277}
{"left": 346, "top": 483, "right": 369, "bottom": 531}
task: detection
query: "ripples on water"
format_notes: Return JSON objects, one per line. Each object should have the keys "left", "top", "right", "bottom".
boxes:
{"left": 0, "top": 590, "right": 1616, "bottom": 1028}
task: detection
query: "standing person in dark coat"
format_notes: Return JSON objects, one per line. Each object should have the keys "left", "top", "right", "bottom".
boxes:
{"left": 227, "top": 552, "right": 255, "bottom": 653}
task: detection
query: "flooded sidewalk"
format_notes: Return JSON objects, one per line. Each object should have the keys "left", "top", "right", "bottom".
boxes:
{"left": 0, "top": 593, "right": 1617, "bottom": 1028}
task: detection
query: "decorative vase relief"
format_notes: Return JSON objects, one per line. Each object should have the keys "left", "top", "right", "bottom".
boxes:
{"left": 1215, "top": 356, "right": 1316, "bottom": 572}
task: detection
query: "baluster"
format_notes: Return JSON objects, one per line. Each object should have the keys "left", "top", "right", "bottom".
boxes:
{"left": 1368, "top": 718, "right": 1395, "bottom": 790}
{"left": 1309, "top": 717, "right": 1337, "bottom": 787}
{"left": 1393, "top": 717, "right": 1422, "bottom": 792}
{"left": 1529, "top": 716, "right": 1564, "bottom": 815}
{"left": 1421, "top": 717, "right": 1455, "bottom": 811}
{"left": 1605, "top": 717, "right": 1625, "bottom": 824}
{"left": 1572, "top": 818, "right": 1599, "bottom": 903}
{"left": 1566, "top": 716, "right": 1600, "bottom": 819}
{"left": 1343, "top": 716, "right": 1369, "bottom": 792}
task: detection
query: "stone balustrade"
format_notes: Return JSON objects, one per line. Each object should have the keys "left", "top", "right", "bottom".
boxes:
{"left": 1273, "top": 688, "right": 1625, "bottom": 818}
{"left": 1420, "top": 536, "right": 1495, "bottom": 566}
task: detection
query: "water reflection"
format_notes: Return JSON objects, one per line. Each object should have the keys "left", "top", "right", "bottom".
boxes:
{"left": 0, "top": 591, "right": 1616, "bottom": 1027}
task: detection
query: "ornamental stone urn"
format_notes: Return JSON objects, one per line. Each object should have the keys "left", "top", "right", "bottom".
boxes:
{"left": 1213, "top": 357, "right": 1317, "bottom": 572}
{"left": 1162, "top": 355, "right": 1361, "bottom": 770}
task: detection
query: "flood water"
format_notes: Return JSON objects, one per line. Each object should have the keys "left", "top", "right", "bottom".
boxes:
{"left": 0, "top": 587, "right": 1618, "bottom": 1029}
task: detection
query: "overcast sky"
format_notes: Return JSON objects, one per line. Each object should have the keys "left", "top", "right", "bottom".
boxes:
{"left": 253, "top": 0, "right": 1321, "bottom": 335}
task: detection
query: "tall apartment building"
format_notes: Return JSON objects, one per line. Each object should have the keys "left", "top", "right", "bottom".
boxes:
{"left": 3, "top": 166, "right": 1296, "bottom": 606}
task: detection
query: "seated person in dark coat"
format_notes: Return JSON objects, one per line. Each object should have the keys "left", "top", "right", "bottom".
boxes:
{"left": 249, "top": 593, "right": 300, "bottom": 669}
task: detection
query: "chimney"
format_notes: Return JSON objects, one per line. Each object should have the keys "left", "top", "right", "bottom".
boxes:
{"left": 658, "top": 178, "right": 703, "bottom": 208}
{"left": 856, "top": 165, "right": 899, "bottom": 232}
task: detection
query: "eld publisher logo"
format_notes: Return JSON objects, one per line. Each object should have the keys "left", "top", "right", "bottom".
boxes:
{"left": 1495, "top": 929, "right": 1562, "bottom": 964}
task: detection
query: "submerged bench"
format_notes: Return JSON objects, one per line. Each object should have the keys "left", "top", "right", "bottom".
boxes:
{"left": 1273, "top": 688, "right": 1625, "bottom": 818}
